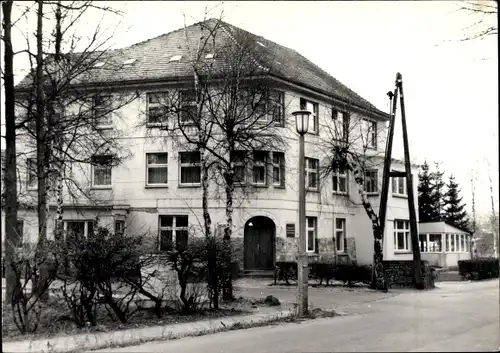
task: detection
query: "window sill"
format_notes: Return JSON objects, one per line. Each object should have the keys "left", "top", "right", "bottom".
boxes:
{"left": 178, "top": 184, "right": 201, "bottom": 188}
{"left": 145, "top": 184, "right": 169, "bottom": 189}
{"left": 90, "top": 186, "right": 112, "bottom": 190}
{"left": 333, "top": 191, "right": 348, "bottom": 196}
{"left": 392, "top": 193, "right": 408, "bottom": 199}
{"left": 336, "top": 251, "right": 348, "bottom": 256}
{"left": 252, "top": 183, "right": 269, "bottom": 188}
{"left": 306, "top": 188, "right": 320, "bottom": 193}
{"left": 306, "top": 252, "right": 319, "bottom": 257}
{"left": 273, "top": 185, "right": 286, "bottom": 189}
{"left": 146, "top": 123, "right": 166, "bottom": 128}
{"left": 306, "top": 131, "right": 319, "bottom": 136}
{"left": 394, "top": 251, "right": 412, "bottom": 254}
{"left": 366, "top": 193, "right": 379, "bottom": 197}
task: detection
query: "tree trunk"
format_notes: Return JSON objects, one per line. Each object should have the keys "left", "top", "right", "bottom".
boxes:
{"left": 222, "top": 170, "right": 234, "bottom": 301}
{"left": 2, "top": 0, "right": 21, "bottom": 302}
{"left": 34, "top": 0, "right": 50, "bottom": 301}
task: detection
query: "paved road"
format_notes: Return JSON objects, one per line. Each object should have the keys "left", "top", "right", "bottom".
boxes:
{"left": 94, "top": 280, "right": 499, "bottom": 352}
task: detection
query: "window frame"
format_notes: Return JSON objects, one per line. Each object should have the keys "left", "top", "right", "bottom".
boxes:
{"left": 361, "top": 118, "right": 377, "bottom": 149}
{"left": 27, "top": 158, "right": 37, "bottom": 190}
{"left": 146, "top": 91, "right": 170, "bottom": 127}
{"left": 394, "top": 219, "right": 411, "bottom": 252}
{"left": 364, "top": 169, "right": 379, "bottom": 194}
{"left": 232, "top": 150, "right": 247, "bottom": 184}
{"left": 158, "top": 215, "right": 189, "bottom": 252}
{"left": 60, "top": 220, "right": 95, "bottom": 242}
{"left": 252, "top": 151, "right": 268, "bottom": 186}
{"left": 145, "top": 152, "right": 168, "bottom": 187}
{"left": 93, "top": 94, "right": 113, "bottom": 129}
{"left": 300, "top": 98, "right": 319, "bottom": 134}
{"left": 115, "top": 220, "right": 125, "bottom": 235}
{"left": 305, "top": 157, "right": 319, "bottom": 191}
{"left": 272, "top": 152, "right": 285, "bottom": 188}
{"left": 333, "top": 168, "right": 348, "bottom": 195}
{"left": 179, "top": 89, "right": 197, "bottom": 125}
{"left": 179, "top": 151, "right": 201, "bottom": 187}
{"left": 332, "top": 109, "right": 349, "bottom": 141}
{"left": 335, "top": 218, "right": 347, "bottom": 253}
{"left": 306, "top": 216, "right": 317, "bottom": 253}
{"left": 392, "top": 175, "right": 407, "bottom": 197}
{"left": 91, "top": 155, "right": 113, "bottom": 188}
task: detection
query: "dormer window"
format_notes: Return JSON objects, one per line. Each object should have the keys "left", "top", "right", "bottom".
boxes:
{"left": 170, "top": 55, "right": 182, "bottom": 62}
{"left": 123, "top": 58, "right": 136, "bottom": 65}
{"left": 93, "top": 61, "right": 105, "bottom": 68}
{"left": 256, "top": 41, "right": 266, "bottom": 48}
{"left": 205, "top": 53, "right": 214, "bottom": 59}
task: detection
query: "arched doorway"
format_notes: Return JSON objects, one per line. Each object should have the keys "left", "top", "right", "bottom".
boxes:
{"left": 244, "top": 216, "right": 275, "bottom": 271}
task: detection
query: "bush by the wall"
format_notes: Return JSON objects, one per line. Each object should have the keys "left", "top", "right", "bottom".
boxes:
{"left": 274, "top": 262, "right": 297, "bottom": 285}
{"left": 334, "top": 263, "right": 372, "bottom": 287}
{"left": 458, "top": 258, "right": 499, "bottom": 280}
{"left": 309, "top": 263, "right": 335, "bottom": 286}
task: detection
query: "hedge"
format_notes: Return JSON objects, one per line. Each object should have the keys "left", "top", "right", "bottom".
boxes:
{"left": 458, "top": 258, "right": 499, "bottom": 280}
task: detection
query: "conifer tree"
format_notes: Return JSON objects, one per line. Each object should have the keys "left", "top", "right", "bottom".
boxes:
{"left": 418, "top": 161, "right": 439, "bottom": 221}
{"left": 431, "top": 162, "right": 446, "bottom": 221}
{"left": 443, "top": 175, "right": 470, "bottom": 230}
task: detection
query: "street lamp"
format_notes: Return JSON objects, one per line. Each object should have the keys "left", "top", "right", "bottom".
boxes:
{"left": 292, "top": 110, "right": 311, "bottom": 317}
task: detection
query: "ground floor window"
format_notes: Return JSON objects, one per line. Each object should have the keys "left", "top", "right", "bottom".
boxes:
{"left": 394, "top": 219, "right": 410, "bottom": 252}
{"left": 335, "top": 218, "right": 346, "bottom": 252}
{"left": 306, "top": 216, "right": 317, "bottom": 253}
{"left": 419, "top": 233, "right": 443, "bottom": 252}
{"left": 59, "top": 220, "right": 95, "bottom": 242}
{"left": 159, "top": 215, "right": 188, "bottom": 251}
{"left": 115, "top": 220, "right": 125, "bottom": 235}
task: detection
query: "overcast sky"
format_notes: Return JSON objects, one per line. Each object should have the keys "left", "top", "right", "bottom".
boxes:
{"left": 1, "top": 1, "right": 498, "bottom": 220}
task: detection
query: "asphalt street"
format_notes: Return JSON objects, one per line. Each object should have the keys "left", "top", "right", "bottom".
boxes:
{"left": 93, "top": 280, "right": 499, "bottom": 352}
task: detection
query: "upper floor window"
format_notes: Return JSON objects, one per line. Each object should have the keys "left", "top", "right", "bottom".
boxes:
{"left": 392, "top": 175, "right": 407, "bottom": 196}
{"left": 146, "top": 152, "right": 168, "bottom": 186}
{"left": 252, "top": 151, "right": 268, "bottom": 185}
{"left": 179, "top": 89, "right": 197, "bottom": 125}
{"left": 364, "top": 169, "right": 378, "bottom": 194}
{"left": 147, "top": 92, "right": 169, "bottom": 125}
{"left": 333, "top": 168, "right": 348, "bottom": 194}
{"left": 159, "top": 215, "right": 188, "bottom": 251}
{"left": 332, "top": 109, "right": 348, "bottom": 141}
{"left": 93, "top": 95, "right": 113, "bottom": 128}
{"left": 300, "top": 98, "right": 319, "bottom": 134}
{"left": 179, "top": 151, "right": 201, "bottom": 185}
{"left": 232, "top": 150, "right": 247, "bottom": 184}
{"left": 92, "top": 155, "right": 112, "bottom": 187}
{"left": 27, "top": 158, "right": 37, "bottom": 189}
{"left": 305, "top": 157, "right": 319, "bottom": 191}
{"left": 272, "top": 152, "right": 285, "bottom": 187}
{"left": 394, "top": 219, "right": 410, "bottom": 252}
{"left": 249, "top": 90, "right": 285, "bottom": 126}
{"left": 361, "top": 119, "right": 377, "bottom": 149}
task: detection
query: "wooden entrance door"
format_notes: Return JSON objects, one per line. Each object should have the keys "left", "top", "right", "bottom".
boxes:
{"left": 244, "top": 217, "right": 275, "bottom": 270}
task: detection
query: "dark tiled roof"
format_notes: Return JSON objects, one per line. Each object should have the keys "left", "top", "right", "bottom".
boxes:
{"left": 16, "top": 18, "right": 388, "bottom": 118}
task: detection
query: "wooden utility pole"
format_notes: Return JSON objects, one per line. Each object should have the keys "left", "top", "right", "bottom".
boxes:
{"left": 396, "top": 73, "right": 424, "bottom": 289}
{"left": 379, "top": 73, "right": 424, "bottom": 290}
{"left": 485, "top": 158, "right": 498, "bottom": 258}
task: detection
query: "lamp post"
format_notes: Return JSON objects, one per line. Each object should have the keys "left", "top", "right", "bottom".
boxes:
{"left": 292, "top": 110, "right": 311, "bottom": 317}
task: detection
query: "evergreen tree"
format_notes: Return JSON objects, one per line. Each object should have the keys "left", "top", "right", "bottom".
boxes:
{"left": 443, "top": 175, "right": 470, "bottom": 230}
{"left": 431, "top": 162, "right": 446, "bottom": 221}
{"left": 418, "top": 161, "right": 439, "bottom": 221}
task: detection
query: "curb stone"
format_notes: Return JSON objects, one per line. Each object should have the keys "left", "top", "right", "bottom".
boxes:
{"left": 2, "top": 309, "right": 295, "bottom": 353}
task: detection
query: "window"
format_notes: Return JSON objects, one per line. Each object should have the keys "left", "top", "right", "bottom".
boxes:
{"left": 272, "top": 152, "right": 285, "bottom": 187}
{"left": 93, "top": 95, "right": 112, "bottom": 128}
{"left": 179, "top": 151, "right": 201, "bottom": 185}
{"left": 252, "top": 151, "right": 267, "bottom": 185}
{"left": 146, "top": 153, "right": 168, "bottom": 186}
{"left": 445, "top": 234, "right": 450, "bottom": 252}
{"left": 419, "top": 234, "right": 428, "bottom": 252}
{"left": 332, "top": 109, "right": 348, "bottom": 141}
{"left": 392, "top": 175, "right": 407, "bottom": 196}
{"left": 300, "top": 98, "right": 319, "bottom": 134}
{"left": 159, "top": 215, "right": 188, "bottom": 251}
{"left": 306, "top": 217, "right": 317, "bottom": 253}
{"left": 17, "top": 220, "right": 24, "bottom": 243}
{"left": 92, "top": 155, "right": 112, "bottom": 187}
{"left": 170, "top": 55, "right": 182, "bottom": 62}
{"left": 451, "top": 234, "right": 456, "bottom": 252}
{"left": 179, "top": 90, "right": 197, "bottom": 124}
{"left": 250, "top": 90, "right": 284, "bottom": 125}
{"left": 147, "top": 92, "right": 169, "bottom": 125}
{"left": 233, "top": 151, "right": 246, "bottom": 183}
{"left": 115, "top": 220, "right": 125, "bottom": 235}
{"left": 123, "top": 58, "right": 136, "bottom": 65}
{"left": 361, "top": 119, "right": 377, "bottom": 149}
{"left": 335, "top": 218, "right": 346, "bottom": 252}
{"left": 305, "top": 158, "right": 319, "bottom": 190}
{"left": 333, "top": 169, "right": 348, "bottom": 194}
{"left": 63, "top": 220, "right": 95, "bottom": 243}
{"left": 428, "top": 234, "right": 442, "bottom": 252}
{"left": 394, "top": 219, "right": 410, "bottom": 252}
{"left": 27, "top": 158, "right": 37, "bottom": 189}
{"left": 364, "top": 169, "right": 378, "bottom": 194}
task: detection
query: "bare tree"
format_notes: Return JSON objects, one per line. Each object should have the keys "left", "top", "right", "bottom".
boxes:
{"left": 458, "top": 1, "right": 498, "bottom": 42}
{"left": 144, "top": 17, "right": 288, "bottom": 301}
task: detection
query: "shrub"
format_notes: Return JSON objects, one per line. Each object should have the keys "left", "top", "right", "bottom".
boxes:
{"left": 309, "top": 263, "right": 336, "bottom": 286}
{"left": 458, "top": 258, "right": 499, "bottom": 280}
{"left": 274, "top": 262, "right": 297, "bottom": 285}
{"left": 335, "top": 263, "right": 372, "bottom": 287}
